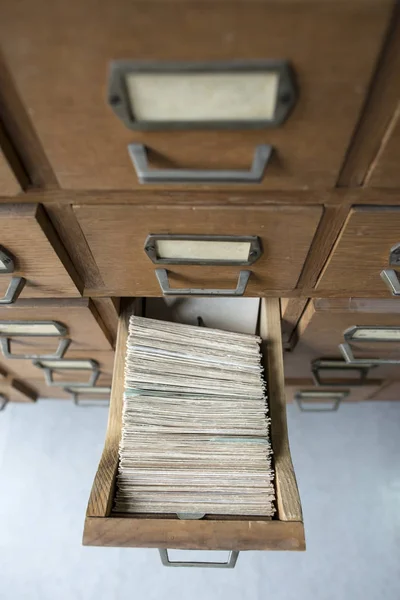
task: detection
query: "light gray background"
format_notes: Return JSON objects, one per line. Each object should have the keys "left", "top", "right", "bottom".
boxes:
{"left": 1, "top": 399, "right": 399, "bottom": 600}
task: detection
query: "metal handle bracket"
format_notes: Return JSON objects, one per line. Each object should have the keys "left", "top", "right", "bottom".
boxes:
{"left": 0, "top": 337, "right": 71, "bottom": 360}
{"left": 129, "top": 143, "right": 273, "bottom": 184}
{"left": 381, "top": 269, "right": 400, "bottom": 296}
{"left": 0, "top": 277, "right": 26, "bottom": 305}
{"left": 155, "top": 268, "right": 251, "bottom": 296}
{"left": 158, "top": 549, "right": 239, "bottom": 568}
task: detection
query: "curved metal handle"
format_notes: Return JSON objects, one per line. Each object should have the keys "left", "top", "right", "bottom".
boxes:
{"left": 0, "top": 277, "right": 26, "bottom": 305}
{"left": 158, "top": 549, "right": 239, "bottom": 569}
{"left": 311, "top": 359, "right": 374, "bottom": 386}
{"left": 381, "top": 269, "right": 400, "bottom": 296}
{"left": 339, "top": 342, "right": 400, "bottom": 365}
{"left": 295, "top": 390, "right": 348, "bottom": 412}
{"left": 33, "top": 359, "right": 100, "bottom": 387}
{"left": 128, "top": 143, "right": 273, "bottom": 184}
{"left": 155, "top": 268, "right": 251, "bottom": 296}
{"left": 65, "top": 385, "right": 111, "bottom": 407}
{"left": 0, "top": 337, "right": 71, "bottom": 360}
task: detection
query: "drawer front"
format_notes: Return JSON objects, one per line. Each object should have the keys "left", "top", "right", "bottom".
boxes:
{"left": 83, "top": 298, "right": 304, "bottom": 551}
{"left": 0, "top": 1, "right": 391, "bottom": 191}
{"left": 0, "top": 299, "right": 114, "bottom": 357}
{"left": 316, "top": 207, "right": 400, "bottom": 295}
{"left": 0, "top": 204, "right": 81, "bottom": 299}
{"left": 284, "top": 298, "right": 400, "bottom": 381}
{"left": 0, "top": 350, "right": 114, "bottom": 383}
{"left": 0, "top": 148, "right": 20, "bottom": 196}
{"left": 74, "top": 204, "right": 322, "bottom": 296}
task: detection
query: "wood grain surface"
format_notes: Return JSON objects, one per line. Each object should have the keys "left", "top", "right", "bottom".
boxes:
{"left": 0, "top": 203, "right": 82, "bottom": 298}
{"left": 259, "top": 298, "right": 303, "bottom": 522}
{"left": 0, "top": 298, "right": 113, "bottom": 352}
{"left": 83, "top": 517, "right": 305, "bottom": 551}
{"left": 337, "top": 2, "right": 400, "bottom": 187}
{"left": 86, "top": 299, "right": 139, "bottom": 518}
{"left": 316, "top": 207, "right": 400, "bottom": 294}
{"left": 0, "top": 1, "right": 391, "bottom": 191}
{"left": 74, "top": 204, "right": 322, "bottom": 295}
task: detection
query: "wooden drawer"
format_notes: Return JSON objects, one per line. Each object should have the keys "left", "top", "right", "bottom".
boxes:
{"left": 0, "top": 350, "right": 114, "bottom": 383}
{"left": 285, "top": 379, "right": 383, "bottom": 410}
{"left": 74, "top": 204, "right": 322, "bottom": 296}
{"left": 0, "top": 204, "right": 81, "bottom": 299}
{"left": 284, "top": 298, "right": 400, "bottom": 381}
{"left": 0, "top": 1, "right": 391, "bottom": 191}
{"left": 0, "top": 376, "right": 37, "bottom": 408}
{"left": 316, "top": 207, "right": 400, "bottom": 296}
{"left": 0, "top": 298, "right": 114, "bottom": 359}
{"left": 83, "top": 298, "right": 304, "bottom": 551}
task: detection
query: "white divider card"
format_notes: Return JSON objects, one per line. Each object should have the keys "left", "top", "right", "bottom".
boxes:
{"left": 115, "top": 316, "right": 275, "bottom": 517}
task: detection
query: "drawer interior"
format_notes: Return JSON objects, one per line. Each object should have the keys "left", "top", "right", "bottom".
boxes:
{"left": 83, "top": 297, "right": 304, "bottom": 551}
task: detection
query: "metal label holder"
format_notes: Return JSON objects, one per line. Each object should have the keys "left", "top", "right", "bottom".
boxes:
{"left": 108, "top": 59, "right": 297, "bottom": 130}
{"left": 144, "top": 234, "right": 262, "bottom": 266}
{"left": 0, "top": 320, "right": 70, "bottom": 360}
{"left": 340, "top": 325, "right": 400, "bottom": 365}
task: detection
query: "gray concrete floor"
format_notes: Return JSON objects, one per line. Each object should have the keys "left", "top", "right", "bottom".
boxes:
{"left": 1, "top": 399, "right": 399, "bottom": 600}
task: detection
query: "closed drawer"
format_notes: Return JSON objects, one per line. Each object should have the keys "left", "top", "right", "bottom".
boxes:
{"left": 0, "top": 204, "right": 81, "bottom": 300}
{"left": 284, "top": 298, "right": 400, "bottom": 381}
{"left": 0, "top": 298, "right": 114, "bottom": 361}
{"left": 83, "top": 298, "right": 304, "bottom": 551}
{"left": 0, "top": 1, "right": 391, "bottom": 191}
{"left": 0, "top": 350, "right": 115, "bottom": 383}
{"left": 0, "top": 376, "right": 37, "bottom": 408}
{"left": 285, "top": 379, "right": 382, "bottom": 411}
{"left": 316, "top": 207, "right": 400, "bottom": 296}
{"left": 74, "top": 204, "right": 322, "bottom": 296}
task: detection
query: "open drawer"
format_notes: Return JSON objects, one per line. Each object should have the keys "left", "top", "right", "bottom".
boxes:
{"left": 83, "top": 297, "right": 304, "bottom": 553}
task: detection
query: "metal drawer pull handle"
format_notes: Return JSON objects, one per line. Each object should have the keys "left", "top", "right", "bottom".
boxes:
{"left": 155, "top": 268, "right": 251, "bottom": 296}
{"left": 295, "top": 390, "right": 348, "bottom": 412}
{"left": 158, "top": 549, "right": 239, "bottom": 569}
{"left": 380, "top": 269, "right": 400, "bottom": 296}
{"left": 128, "top": 143, "right": 273, "bottom": 184}
{"left": 32, "top": 359, "right": 100, "bottom": 387}
{"left": 0, "top": 337, "right": 71, "bottom": 360}
{"left": 312, "top": 359, "right": 374, "bottom": 386}
{"left": 339, "top": 342, "right": 400, "bottom": 365}
{"left": 0, "top": 394, "right": 9, "bottom": 412}
{"left": 65, "top": 385, "right": 111, "bottom": 407}
{"left": 0, "top": 277, "right": 26, "bottom": 305}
